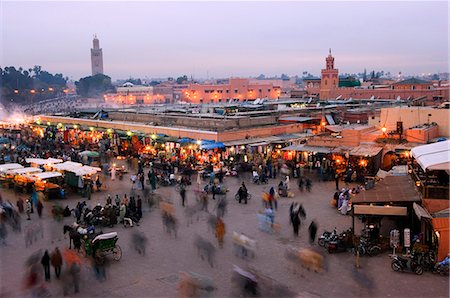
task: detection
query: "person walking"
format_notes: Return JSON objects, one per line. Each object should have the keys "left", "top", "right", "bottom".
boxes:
{"left": 308, "top": 221, "right": 318, "bottom": 244}
{"left": 41, "top": 250, "right": 51, "bottom": 281}
{"left": 16, "top": 197, "right": 24, "bottom": 213}
{"left": 139, "top": 173, "right": 145, "bottom": 190}
{"left": 111, "top": 166, "right": 116, "bottom": 181}
{"left": 50, "top": 247, "right": 63, "bottom": 279}
{"left": 37, "top": 200, "right": 43, "bottom": 218}
{"left": 86, "top": 183, "right": 92, "bottom": 200}
{"left": 215, "top": 217, "right": 226, "bottom": 248}
{"left": 25, "top": 199, "right": 32, "bottom": 220}
{"left": 289, "top": 202, "right": 301, "bottom": 236}
{"left": 334, "top": 171, "right": 340, "bottom": 191}
{"left": 150, "top": 169, "right": 156, "bottom": 193}
{"left": 115, "top": 194, "right": 121, "bottom": 208}
{"left": 179, "top": 185, "right": 186, "bottom": 207}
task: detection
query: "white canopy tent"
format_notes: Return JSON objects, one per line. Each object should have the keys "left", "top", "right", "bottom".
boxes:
{"left": 31, "top": 172, "right": 63, "bottom": 180}
{"left": 8, "top": 167, "right": 42, "bottom": 175}
{"left": 25, "top": 158, "right": 63, "bottom": 165}
{"left": 51, "top": 161, "right": 83, "bottom": 172}
{"left": 71, "top": 166, "right": 101, "bottom": 177}
{"left": 0, "top": 163, "right": 24, "bottom": 173}
{"left": 411, "top": 140, "right": 450, "bottom": 171}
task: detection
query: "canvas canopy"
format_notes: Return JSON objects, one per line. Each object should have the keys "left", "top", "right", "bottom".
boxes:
{"left": 51, "top": 161, "right": 83, "bottom": 172}
{"left": 26, "top": 158, "right": 63, "bottom": 165}
{"left": 0, "top": 163, "right": 24, "bottom": 173}
{"left": 71, "top": 166, "right": 101, "bottom": 176}
{"left": 353, "top": 205, "right": 407, "bottom": 216}
{"left": 411, "top": 140, "right": 450, "bottom": 171}
{"left": 32, "top": 172, "right": 63, "bottom": 180}
{"left": 8, "top": 167, "right": 42, "bottom": 175}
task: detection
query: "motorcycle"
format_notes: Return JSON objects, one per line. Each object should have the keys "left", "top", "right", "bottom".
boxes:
{"left": 327, "top": 230, "right": 353, "bottom": 254}
{"left": 433, "top": 256, "right": 449, "bottom": 276}
{"left": 356, "top": 237, "right": 382, "bottom": 257}
{"left": 390, "top": 254, "right": 424, "bottom": 275}
{"left": 318, "top": 228, "right": 337, "bottom": 248}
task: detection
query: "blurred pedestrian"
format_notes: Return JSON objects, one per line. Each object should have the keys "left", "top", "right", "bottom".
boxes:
{"left": 37, "top": 200, "right": 43, "bottom": 218}
{"left": 180, "top": 185, "right": 186, "bottom": 207}
{"left": 16, "top": 197, "right": 24, "bottom": 213}
{"left": 50, "top": 247, "right": 63, "bottom": 279}
{"left": 41, "top": 250, "right": 51, "bottom": 281}
{"left": 308, "top": 221, "right": 318, "bottom": 244}
{"left": 215, "top": 217, "right": 225, "bottom": 248}
{"left": 289, "top": 202, "right": 301, "bottom": 236}
{"left": 25, "top": 200, "right": 32, "bottom": 220}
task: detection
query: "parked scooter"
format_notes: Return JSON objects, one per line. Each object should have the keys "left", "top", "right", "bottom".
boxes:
{"left": 390, "top": 254, "right": 424, "bottom": 275}
{"left": 327, "top": 229, "right": 353, "bottom": 254}
{"left": 433, "top": 256, "right": 449, "bottom": 276}
{"left": 318, "top": 228, "right": 337, "bottom": 248}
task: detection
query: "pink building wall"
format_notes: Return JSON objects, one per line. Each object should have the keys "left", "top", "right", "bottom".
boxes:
{"left": 181, "top": 78, "right": 281, "bottom": 103}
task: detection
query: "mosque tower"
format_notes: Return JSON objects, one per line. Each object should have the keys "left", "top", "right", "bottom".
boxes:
{"left": 320, "top": 49, "right": 339, "bottom": 100}
{"left": 90, "top": 35, "right": 104, "bottom": 75}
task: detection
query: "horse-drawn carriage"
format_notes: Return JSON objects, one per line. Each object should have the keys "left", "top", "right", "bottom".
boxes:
{"left": 80, "top": 232, "right": 122, "bottom": 263}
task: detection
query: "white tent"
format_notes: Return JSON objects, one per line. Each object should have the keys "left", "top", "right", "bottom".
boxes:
{"left": 26, "top": 158, "right": 63, "bottom": 165}
{"left": 72, "top": 166, "right": 101, "bottom": 176}
{"left": 0, "top": 163, "right": 24, "bottom": 173}
{"left": 411, "top": 140, "right": 450, "bottom": 171}
{"left": 31, "top": 172, "right": 63, "bottom": 180}
{"left": 51, "top": 161, "right": 83, "bottom": 172}
{"left": 8, "top": 167, "right": 42, "bottom": 175}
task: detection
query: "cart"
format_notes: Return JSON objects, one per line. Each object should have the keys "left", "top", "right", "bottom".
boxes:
{"left": 80, "top": 232, "right": 122, "bottom": 262}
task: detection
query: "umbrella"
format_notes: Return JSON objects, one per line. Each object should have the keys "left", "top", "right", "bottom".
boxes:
{"left": 79, "top": 150, "right": 100, "bottom": 158}
{"left": 15, "top": 144, "right": 31, "bottom": 152}
{"left": 0, "top": 137, "right": 10, "bottom": 144}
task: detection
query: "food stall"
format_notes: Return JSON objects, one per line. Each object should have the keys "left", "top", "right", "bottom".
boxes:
{"left": 8, "top": 167, "right": 42, "bottom": 193}
{"left": 31, "top": 172, "right": 64, "bottom": 200}
{"left": 65, "top": 165, "right": 101, "bottom": 190}
{"left": 25, "top": 158, "right": 63, "bottom": 170}
{"left": 0, "top": 163, "right": 24, "bottom": 189}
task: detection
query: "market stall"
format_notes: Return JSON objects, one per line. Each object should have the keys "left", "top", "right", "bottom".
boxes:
{"left": 0, "top": 163, "right": 24, "bottom": 189}
{"left": 31, "top": 172, "right": 64, "bottom": 200}
{"left": 8, "top": 167, "right": 42, "bottom": 193}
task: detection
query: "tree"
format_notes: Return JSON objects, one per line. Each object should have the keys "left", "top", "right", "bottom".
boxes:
{"left": 75, "top": 74, "right": 114, "bottom": 97}
{"left": 176, "top": 75, "right": 188, "bottom": 84}
{"left": 280, "top": 73, "right": 289, "bottom": 81}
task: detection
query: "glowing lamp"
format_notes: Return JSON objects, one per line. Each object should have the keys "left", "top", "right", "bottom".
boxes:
{"left": 381, "top": 127, "right": 387, "bottom": 133}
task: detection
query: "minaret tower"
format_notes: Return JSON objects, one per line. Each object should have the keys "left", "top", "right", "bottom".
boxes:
{"left": 91, "top": 35, "right": 104, "bottom": 75}
{"left": 320, "top": 48, "right": 339, "bottom": 100}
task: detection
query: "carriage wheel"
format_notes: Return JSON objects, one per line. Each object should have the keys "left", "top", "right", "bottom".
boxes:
{"left": 112, "top": 245, "right": 122, "bottom": 261}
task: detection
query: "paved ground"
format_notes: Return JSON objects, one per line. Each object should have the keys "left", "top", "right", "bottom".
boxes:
{"left": 1, "top": 169, "right": 448, "bottom": 297}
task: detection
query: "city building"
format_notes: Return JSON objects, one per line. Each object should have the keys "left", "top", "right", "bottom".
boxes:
{"left": 91, "top": 35, "right": 104, "bottom": 75}
{"left": 304, "top": 52, "right": 449, "bottom": 102}
{"left": 181, "top": 78, "right": 282, "bottom": 103}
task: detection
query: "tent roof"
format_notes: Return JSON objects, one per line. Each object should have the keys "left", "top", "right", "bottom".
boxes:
{"left": 352, "top": 176, "right": 420, "bottom": 204}
{"left": 51, "top": 161, "right": 83, "bottom": 171}
{"left": 0, "top": 163, "right": 23, "bottom": 172}
{"left": 411, "top": 140, "right": 450, "bottom": 171}
{"left": 8, "top": 167, "right": 42, "bottom": 175}
{"left": 26, "top": 158, "right": 63, "bottom": 165}
{"left": 413, "top": 203, "right": 432, "bottom": 220}
{"left": 350, "top": 145, "right": 383, "bottom": 157}
{"left": 32, "top": 172, "right": 62, "bottom": 180}
{"left": 354, "top": 205, "right": 407, "bottom": 216}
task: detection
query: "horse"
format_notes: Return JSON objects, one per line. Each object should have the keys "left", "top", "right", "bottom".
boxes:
{"left": 63, "top": 225, "right": 81, "bottom": 250}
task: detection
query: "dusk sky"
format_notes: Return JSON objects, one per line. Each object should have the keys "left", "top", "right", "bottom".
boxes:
{"left": 1, "top": 1, "right": 448, "bottom": 80}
